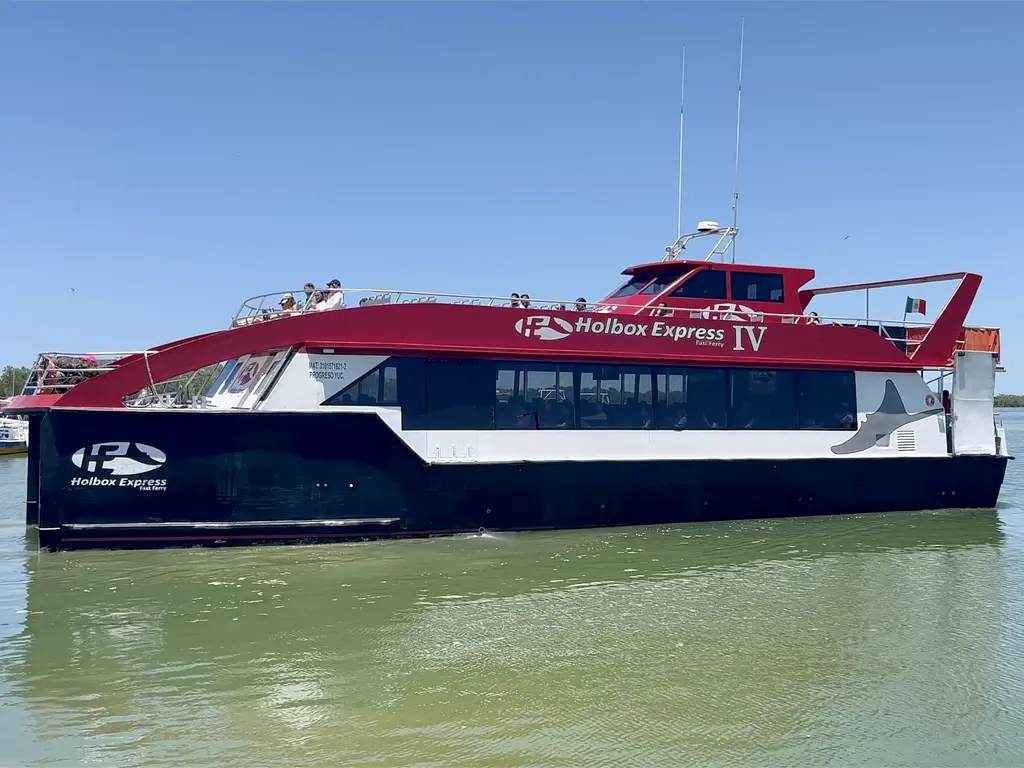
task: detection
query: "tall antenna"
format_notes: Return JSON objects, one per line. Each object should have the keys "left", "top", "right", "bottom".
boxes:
{"left": 676, "top": 46, "right": 686, "bottom": 240}
{"left": 730, "top": 17, "right": 745, "bottom": 263}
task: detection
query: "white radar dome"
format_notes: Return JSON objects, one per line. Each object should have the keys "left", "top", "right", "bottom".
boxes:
{"left": 696, "top": 220, "right": 720, "bottom": 233}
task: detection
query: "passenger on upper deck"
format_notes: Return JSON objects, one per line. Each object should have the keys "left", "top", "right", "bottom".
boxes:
{"left": 278, "top": 293, "right": 301, "bottom": 316}
{"left": 302, "top": 282, "right": 317, "bottom": 309}
{"left": 317, "top": 279, "right": 344, "bottom": 311}
{"left": 510, "top": 293, "right": 522, "bottom": 308}
{"left": 574, "top": 298, "right": 587, "bottom": 312}
{"left": 520, "top": 294, "right": 532, "bottom": 309}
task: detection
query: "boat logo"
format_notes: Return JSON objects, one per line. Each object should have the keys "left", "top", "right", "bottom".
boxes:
{"left": 925, "top": 393, "right": 936, "bottom": 407}
{"left": 70, "top": 443, "right": 168, "bottom": 490}
{"left": 514, "top": 314, "right": 759, "bottom": 350}
{"left": 830, "top": 380, "right": 943, "bottom": 455}
{"left": 514, "top": 315, "right": 574, "bottom": 341}
{"left": 700, "top": 303, "right": 763, "bottom": 323}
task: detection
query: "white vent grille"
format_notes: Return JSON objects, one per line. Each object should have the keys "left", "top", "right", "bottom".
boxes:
{"left": 896, "top": 429, "right": 916, "bottom": 452}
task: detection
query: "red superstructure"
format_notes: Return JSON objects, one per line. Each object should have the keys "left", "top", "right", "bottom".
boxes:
{"left": 3, "top": 226, "right": 998, "bottom": 413}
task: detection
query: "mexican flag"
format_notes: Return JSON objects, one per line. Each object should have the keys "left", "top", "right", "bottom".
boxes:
{"left": 905, "top": 297, "right": 927, "bottom": 315}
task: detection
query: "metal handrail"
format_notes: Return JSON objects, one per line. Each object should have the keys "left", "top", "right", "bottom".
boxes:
{"left": 230, "top": 287, "right": 989, "bottom": 335}
{"left": 21, "top": 351, "right": 160, "bottom": 396}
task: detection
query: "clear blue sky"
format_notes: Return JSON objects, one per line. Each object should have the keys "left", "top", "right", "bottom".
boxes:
{"left": 2, "top": 3, "right": 1022, "bottom": 390}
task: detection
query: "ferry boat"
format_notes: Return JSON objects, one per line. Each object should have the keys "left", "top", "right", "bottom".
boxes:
{"left": 4, "top": 223, "right": 1011, "bottom": 550}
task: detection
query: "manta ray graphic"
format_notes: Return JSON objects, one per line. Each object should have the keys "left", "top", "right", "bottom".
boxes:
{"left": 831, "top": 380, "right": 944, "bottom": 455}
{"left": 72, "top": 442, "right": 167, "bottom": 476}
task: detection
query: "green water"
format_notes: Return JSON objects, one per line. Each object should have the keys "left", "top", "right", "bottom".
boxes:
{"left": 1, "top": 415, "right": 1023, "bottom": 767}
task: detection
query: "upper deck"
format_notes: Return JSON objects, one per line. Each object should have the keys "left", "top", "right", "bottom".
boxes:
{"left": 1, "top": 224, "right": 1001, "bottom": 413}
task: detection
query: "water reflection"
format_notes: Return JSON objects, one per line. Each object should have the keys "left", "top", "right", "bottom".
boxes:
{"left": 3, "top": 507, "right": 1020, "bottom": 767}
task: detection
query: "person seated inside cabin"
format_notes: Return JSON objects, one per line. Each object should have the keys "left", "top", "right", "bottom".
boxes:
{"left": 317, "top": 279, "right": 344, "bottom": 311}
{"left": 552, "top": 402, "right": 574, "bottom": 428}
{"left": 652, "top": 302, "right": 674, "bottom": 318}
{"left": 302, "top": 282, "right": 317, "bottom": 310}
{"left": 670, "top": 406, "right": 688, "bottom": 429}
{"left": 574, "top": 297, "right": 588, "bottom": 312}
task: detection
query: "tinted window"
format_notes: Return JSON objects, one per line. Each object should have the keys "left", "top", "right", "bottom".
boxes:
{"left": 496, "top": 363, "right": 575, "bottom": 429}
{"left": 425, "top": 358, "right": 494, "bottom": 429}
{"left": 729, "top": 369, "right": 797, "bottom": 429}
{"left": 578, "top": 365, "right": 653, "bottom": 428}
{"left": 639, "top": 271, "right": 689, "bottom": 295}
{"left": 609, "top": 276, "right": 651, "bottom": 299}
{"left": 797, "top": 371, "right": 857, "bottom": 429}
{"left": 670, "top": 269, "right": 727, "bottom": 300}
{"left": 207, "top": 359, "right": 239, "bottom": 397}
{"left": 731, "top": 272, "right": 784, "bottom": 303}
{"left": 655, "top": 368, "right": 728, "bottom": 429}
{"left": 323, "top": 361, "right": 400, "bottom": 406}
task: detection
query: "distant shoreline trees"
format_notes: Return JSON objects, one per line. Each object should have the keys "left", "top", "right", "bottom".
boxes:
{"left": 995, "top": 394, "right": 1024, "bottom": 407}
{"left": 1, "top": 366, "right": 30, "bottom": 398}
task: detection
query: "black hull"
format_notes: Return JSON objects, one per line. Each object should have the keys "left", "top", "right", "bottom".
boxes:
{"left": 35, "top": 409, "right": 1010, "bottom": 551}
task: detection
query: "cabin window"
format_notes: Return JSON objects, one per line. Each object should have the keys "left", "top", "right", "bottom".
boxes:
{"left": 639, "top": 271, "right": 688, "bottom": 295}
{"left": 797, "top": 371, "right": 857, "bottom": 430}
{"left": 578, "top": 365, "right": 653, "bottom": 428}
{"left": 670, "top": 269, "right": 727, "bottom": 300}
{"left": 324, "top": 356, "right": 857, "bottom": 434}
{"left": 728, "top": 369, "right": 798, "bottom": 429}
{"left": 322, "top": 362, "right": 400, "bottom": 406}
{"left": 207, "top": 359, "right": 239, "bottom": 397}
{"left": 424, "top": 358, "right": 495, "bottom": 429}
{"left": 731, "top": 271, "right": 785, "bottom": 303}
{"left": 655, "top": 368, "right": 728, "bottom": 429}
{"left": 496, "top": 363, "right": 575, "bottom": 429}
{"left": 608, "top": 276, "right": 651, "bottom": 299}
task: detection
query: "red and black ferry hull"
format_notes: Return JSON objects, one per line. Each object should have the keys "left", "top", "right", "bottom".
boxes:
{"left": 30, "top": 408, "right": 1009, "bottom": 551}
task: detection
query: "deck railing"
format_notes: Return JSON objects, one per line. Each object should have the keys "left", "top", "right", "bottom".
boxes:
{"left": 20, "top": 351, "right": 159, "bottom": 397}
{"left": 11, "top": 294, "right": 997, "bottom": 406}
{"left": 233, "top": 287, "right": 1001, "bottom": 363}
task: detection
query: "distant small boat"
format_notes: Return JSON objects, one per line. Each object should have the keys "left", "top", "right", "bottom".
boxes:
{"left": 0, "top": 401, "right": 28, "bottom": 455}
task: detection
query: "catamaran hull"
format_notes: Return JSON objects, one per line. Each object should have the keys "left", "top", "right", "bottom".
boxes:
{"left": 33, "top": 409, "right": 1009, "bottom": 551}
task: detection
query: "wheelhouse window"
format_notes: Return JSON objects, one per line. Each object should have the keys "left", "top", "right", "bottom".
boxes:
{"left": 731, "top": 271, "right": 785, "bottom": 303}
{"left": 608, "top": 276, "right": 652, "bottom": 299}
{"left": 670, "top": 269, "right": 727, "bottom": 300}
{"left": 639, "top": 270, "right": 689, "bottom": 295}
{"left": 797, "top": 371, "right": 857, "bottom": 429}
{"left": 655, "top": 368, "right": 728, "bottom": 429}
{"left": 729, "top": 369, "right": 797, "bottom": 429}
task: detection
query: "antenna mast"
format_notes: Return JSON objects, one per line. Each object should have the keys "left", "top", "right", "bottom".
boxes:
{"left": 676, "top": 46, "right": 686, "bottom": 240}
{"left": 730, "top": 17, "right": 745, "bottom": 263}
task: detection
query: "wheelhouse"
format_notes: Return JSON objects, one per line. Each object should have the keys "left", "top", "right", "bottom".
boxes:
{"left": 598, "top": 260, "right": 815, "bottom": 318}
